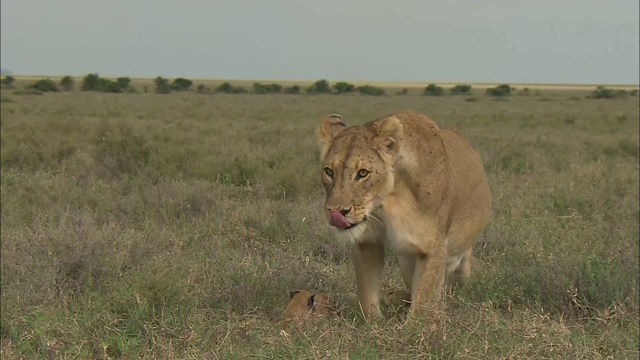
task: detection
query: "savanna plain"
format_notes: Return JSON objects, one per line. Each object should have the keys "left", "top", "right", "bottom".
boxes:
{"left": 1, "top": 82, "right": 639, "bottom": 359}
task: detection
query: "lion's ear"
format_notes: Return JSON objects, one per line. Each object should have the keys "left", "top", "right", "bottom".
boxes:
{"left": 374, "top": 116, "right": 403, "bottom": 155}
{"left": 289, "top": 290, "right": 301, "bottom": 299}
{"left": 317, "top": 114, "right": 346, "bottom": 159}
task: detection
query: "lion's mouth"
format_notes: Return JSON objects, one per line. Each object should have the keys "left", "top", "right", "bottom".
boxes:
{"left": 329, "top": 210, "right": 367, "bottom": 230}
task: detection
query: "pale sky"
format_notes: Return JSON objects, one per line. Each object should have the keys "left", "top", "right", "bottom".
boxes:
{"left": 1, "top": 0, "right": 638, "bottom": 84}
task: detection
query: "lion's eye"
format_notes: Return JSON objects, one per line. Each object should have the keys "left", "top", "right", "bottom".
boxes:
{"left": 324, "top": 167, "right": 334, "bottom": 178}
{"left": 356, "top": 169, "right": 370, "bottom": 179}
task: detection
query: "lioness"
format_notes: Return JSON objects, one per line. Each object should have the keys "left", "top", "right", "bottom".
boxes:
{"left": 316, "top": 110, "right": 491, "bottom": 321}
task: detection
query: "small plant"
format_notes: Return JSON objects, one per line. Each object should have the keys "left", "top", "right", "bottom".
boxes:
{"left": 1, "top": 75, "right": 15, "bottom": 88}
{"left": 397, "top": 88, "right": 409, "bottom": 95}
{"left": 154, "top": 77, "right": 171, "bottom": 94}
{"left": 60, "top": 76, "right": 75, "bottom": 91}
{"left": 13, "top": 88, "right": 43, "bottom": 95}
{"left": 356, "top": 85, "right": 385, "bottom": 96}
{"left": 449, "top": 84, "right": 472, "bottom": 95}
{"left": 486, "top": 84, "right": 513, "bottom": 97}
{"left": 333, "top": 81, "right": 355, "bottom": 94}
{"left": 307, "top": 79, "right": 331, "bottom": 94}
{"left": 423, "top": 84, "right": 445, "bottom": 96}
{"left": 29, "top": 78, "right": 59, "bottom": 92}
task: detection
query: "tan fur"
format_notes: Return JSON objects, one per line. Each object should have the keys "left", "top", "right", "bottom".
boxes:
{"left": 281, "top": 290, "right": 340, "bottom": 325}
{"left": 316, "top": 110, "right": 492, "bottom": 321}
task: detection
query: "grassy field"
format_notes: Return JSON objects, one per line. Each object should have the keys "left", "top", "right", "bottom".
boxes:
{"left": 1, "top": 85, "right": 638, "bottom": 359}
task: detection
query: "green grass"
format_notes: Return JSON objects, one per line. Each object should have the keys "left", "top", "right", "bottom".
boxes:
{"left": 1, "top": 89, "right": 638, "bottom": 359}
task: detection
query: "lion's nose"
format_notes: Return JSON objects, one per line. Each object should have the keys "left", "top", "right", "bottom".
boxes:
{"left": 340, "top": 207, "right": 351, "bottom": 216}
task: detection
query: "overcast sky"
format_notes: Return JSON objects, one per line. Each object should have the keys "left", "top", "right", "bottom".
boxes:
{"left": 1, "top": 0, "right": 638, "bottom": 84}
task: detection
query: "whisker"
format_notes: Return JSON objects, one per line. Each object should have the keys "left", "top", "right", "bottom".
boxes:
{"left": 367, "top": 214, "right": 383, "bottom": 226}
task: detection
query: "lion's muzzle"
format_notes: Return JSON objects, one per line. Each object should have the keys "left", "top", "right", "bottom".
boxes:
{"left": 328, "top": 209, "right": 352, "bottom": 229}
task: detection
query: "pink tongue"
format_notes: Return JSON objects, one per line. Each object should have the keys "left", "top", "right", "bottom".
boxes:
{"left": 329, "top": 210, "right": 352, "bottom": 229}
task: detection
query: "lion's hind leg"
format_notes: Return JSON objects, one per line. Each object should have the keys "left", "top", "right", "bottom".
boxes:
{"left": 446, "top": 247, "right": 473, "bottom": 288}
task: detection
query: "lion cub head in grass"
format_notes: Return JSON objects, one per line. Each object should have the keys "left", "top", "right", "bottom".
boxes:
{"left": 282, "top": 290, "right": 340, "bottom": 324}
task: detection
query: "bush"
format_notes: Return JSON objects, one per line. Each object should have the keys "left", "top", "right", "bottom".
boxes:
{"left": 589, "top": 86, "right": 628, "bottom": 99}
{"left": 98, "top": 78, "right": 123, "bottom": 93}
{"left": 232, "top": 86, "right": 247, "bottom": 94}
{"left": 629, "top": 89, "right": 639, "bottom": 96}
{"left": 333, "top": 81, "right": 355, "bottom": 94}
{"left": 60, "top": 76, "right": 75, "bottom": 91}
{"left": 216, "top": 82, "right": 235, "bottom": 94}
{"left": 397, "top": 88, "right": 409, "bottom": 95}
{"left": 1, "top": 75, "right": 15, "bottom": 88}
{"left": 171, "top": 78, "right": 193, "bottom": 91}
{"left": 253, "top": 83, "right": 282, "bottom": 94}
{"left": 80, "top": 73, "right": 127, "bottom": 93}
{"left": 116, "top": 77, "right": 132, "bottom": 91}
{"left": 307, "top": 79, "right": 331, "bottom": 94}
{"left": 356, "top": 85, "right": 385, "bottom": 96}
{"left": 423, "top": 84, "right": 445, "bottom": 96}
{"left": 29, "top": 78, "right": 59, "bottom": 92}
{"left": 518, "top": 87, "right": 531, "bottom": 96}
{"left": 196, "top": 84, "right": 208, "bottom": 94}
{"left": 82, "top": 73, "right": 101, "bottom": 91}
{"left": 154, "top": 77, "right": 171, "bottom": 94}
{"left": 486, "top": 84, "right": 513, "bottom": 97}
{"left": 284, "top": 85, "right": 301, "bottom": 94}
{"left": 449, "top": 84, "right": 472, "bottom": 95}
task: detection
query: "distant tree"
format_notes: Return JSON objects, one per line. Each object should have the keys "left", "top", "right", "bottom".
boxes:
{"left": 29, "top": 78, "right": 59, "bottom": 92}
{"left": 1, "top": 75, "right": 15, "bottom": 88}
{"left": 284, "top": 85, "right": 301, "bottom": 94}
{"left": 356, "top": 85, "right": 385, "bottom": 96}
{"left": 98, "top": 78, "right": 123, "bottom": 93}
{"left": 232, "top": 86, "right": 247, "bottom": 94}
{"left": 449, "top": 84, "right": 472, "bottom": 95}
{"left": 423, "top": 84, "right": 445, "bottom": 96}
{"left": 333, "top": 81, "right": 355, "bottom": 94}
{"left": 589, "top": 86, "right": 628, "bottom": 99}
{"left": 196, "top": 84, "right": 208, "bottom": 94}
{"left": 216, "top": 82, "right": 234, "bottom": 93}
{"left": 154, "top": 76, "right": 171, "bottom": 94}
{"left": 116, "top": 77, "right": 131, "bottom": 91}
{"left": 60, "top": 76, "right": 75, "bottom": 91}
{"left": 82, "top": 73, "right": 101, "bottom": 91}
{"left": 518, "top": 87, "right": 531, "bottom": 96}
{"left": 171, "top": 77, "right": 193, "bottom": 91}
{"left": 307, "top": 79, "right": 331, "bottom": 94}
{"left": 486, "top": 84, "right": 513, "bottom": 97}
{"left": 253, "top": 82, "right": 282, "bottom": 94}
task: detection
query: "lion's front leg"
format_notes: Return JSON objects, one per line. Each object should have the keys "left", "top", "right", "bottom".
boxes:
{"left": 352, "top": 242, "right": 385, "bottom": 320}
{"left": 407, "top": 244, "right": 447, "bottom": 320}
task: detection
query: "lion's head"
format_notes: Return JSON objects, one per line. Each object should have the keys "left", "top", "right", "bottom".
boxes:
{"left": 283, "top": 290, "right": 340, "bottom": 323}
{"left": 316, "top": 114, "right": 403, "bottom": 241}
